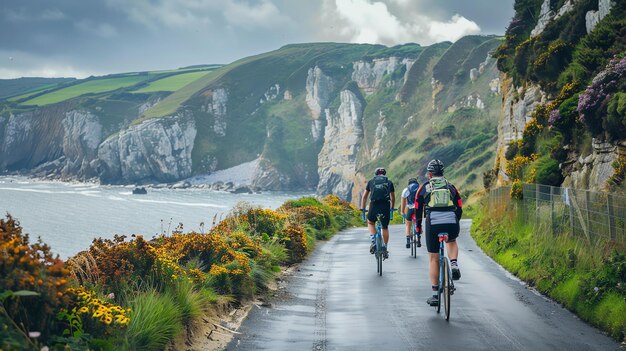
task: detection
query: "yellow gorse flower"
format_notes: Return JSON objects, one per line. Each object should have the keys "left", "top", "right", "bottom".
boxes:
{"left": 66, "top": 286, "right": 130, "bottom": 327}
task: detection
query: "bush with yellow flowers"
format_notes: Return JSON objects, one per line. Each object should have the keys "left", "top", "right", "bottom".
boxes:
{"left": 0, "top": 215, "right": 71, "bottom": 339}
{"left": 283, "top": 224, "right": 308, "bottom": 263}
{"left": 64, "top": 286, "right": 130, "bottom": 331}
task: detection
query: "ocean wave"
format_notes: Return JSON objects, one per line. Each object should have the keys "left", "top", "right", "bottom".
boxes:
{"left": 132, "top": 198, "right": 228, "bottom": 208}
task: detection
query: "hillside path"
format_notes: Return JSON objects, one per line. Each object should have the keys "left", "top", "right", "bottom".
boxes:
{"left": 226, "top": 220, "right": 621, "bottom": 351}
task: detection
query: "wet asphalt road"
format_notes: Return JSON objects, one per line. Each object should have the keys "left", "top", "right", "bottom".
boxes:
{"left": 227, "top": 220, "right": 621, "bottom": 351}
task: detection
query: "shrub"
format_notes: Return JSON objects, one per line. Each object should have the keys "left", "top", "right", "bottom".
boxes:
{"left": 511, "top": 180, "right": 524, "bottom": 200}
{"left": 504, "top": 140, "right": 519, "bottom": 160}
{"left": 535, "top": 157, "right": 564, "bottom": 186}
{"left": 606, "top": 92, "right": 626, "bottom": 141}
{"left": 0, "top": 215, "right": 71, "bottom": 338}
{"left": 577, "top": 56, "right": 626, "bottom": 136}
{"left": 283, "top": 224, "right": 308, "bottom": 263}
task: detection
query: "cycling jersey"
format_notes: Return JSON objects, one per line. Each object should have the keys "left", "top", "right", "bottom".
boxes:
{"left": 414, "top": 177, "right": 463, "bottom": 253}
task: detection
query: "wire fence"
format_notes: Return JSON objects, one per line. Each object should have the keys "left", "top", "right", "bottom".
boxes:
{"left": 489, "top": 184, "right": 626, "bottom": 244}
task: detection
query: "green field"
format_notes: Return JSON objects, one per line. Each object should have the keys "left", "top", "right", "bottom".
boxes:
{"left": 133, "top": 71, "right": 211, "bottom": 93}
{"left": 7, "top": 83, "right": 63, "bottom": 102}
{"left": 23, "top": 75, "right": 149, "bottom": 106}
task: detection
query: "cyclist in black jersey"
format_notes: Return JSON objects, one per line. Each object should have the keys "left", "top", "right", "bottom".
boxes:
{"left": 360, "top": 167, "right": 395, "bottom": 258}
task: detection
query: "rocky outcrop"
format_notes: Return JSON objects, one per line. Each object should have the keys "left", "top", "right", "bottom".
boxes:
{"left": 586, "top": 0, "right": 613, "bottom": 33}
{"left": 306, "top": 67, "right": 335, "bottom": 142}
{"left": 496, "top": 77, "right": 546, "bottom": 183}
{"left": 251, "top": 157, "right": 291, "bottom": 191}
{"left": 371, "top": 112, "right": 388, "bottom": 159}
{"left": 562, "top": 139, "right": 620, "bottom": 190}
{"left": 260, "top": 84, "right": 280, "bottom": 104}
{"left": 531, "top": 0, "right": 575, "bottom": 37}
{"left": 60, "top": 110, "right": 103, "bottom": 178}
{"left": 0, "top": 105, "right": 103, "bottom": 180}
{"left": 201, "top": 88, "right": 228, "bottom": 136}
{"left": 352, "top": 57, "right": 413, "bottom": 94}
{"left": 316, "top": 89, "right": 364, "bottom": 201}
{"left": 97, "top": 113, "right": 196, "bottom": 183}
{"left": 306, "top": 67, "right": 334, "bottom": 120}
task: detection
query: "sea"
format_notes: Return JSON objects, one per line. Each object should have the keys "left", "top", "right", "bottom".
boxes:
{"left": 0, "top": 177, "right": 310, "bottom": 259}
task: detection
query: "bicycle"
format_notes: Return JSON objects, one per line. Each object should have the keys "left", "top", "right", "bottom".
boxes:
{"left": 410, "top": 220, "right": 421, "bottom": 258}
{"left": 362, "top": 210, "right": 395, "bottom": 276}
{"left": 433, "top": 232, "right": 455, "bottom": 320}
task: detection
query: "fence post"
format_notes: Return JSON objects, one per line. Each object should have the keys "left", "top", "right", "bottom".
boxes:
{"left": 585, "top": 190, "right": 591, "bottom": 239}
{"left": 568, "top": 188, "right": 575, "bottom": 237}
{"left": 607, "top": 194, "right": 616, "bottom": 241}
{"left": 550, "top": 186, "right": 556, "bottom": 234}
{"left": 535, "top": 183, "right": 540, "bottom": 229}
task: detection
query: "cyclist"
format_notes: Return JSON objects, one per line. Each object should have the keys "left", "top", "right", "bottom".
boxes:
{"left": 400, "top": 178, "right": 421, "bottom": 249}
{"left": 414, "top": 160, "right": 462, "bottom": 306}
{"left": 360, "top": 167, "right": 395, "bottom": 259}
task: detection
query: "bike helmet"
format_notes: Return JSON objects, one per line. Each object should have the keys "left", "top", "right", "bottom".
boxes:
{"left": 374, "top": 167, "right": 386, "bottom": 176}
{"left": 408, "top": 177, "right": 418, "bottom": 184}
{"left": 426, "top": 159, "right": 444, "bottom": 175}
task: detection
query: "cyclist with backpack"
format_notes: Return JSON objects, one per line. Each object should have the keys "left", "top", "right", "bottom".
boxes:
{"left": 401, "top": 178, "right": 421, "bottom": 249}
{"left": 414, "top": 160, "right": 463, "bottom": 306}
{"left": 360, "top": 167, "right": 396, "bottom": 258}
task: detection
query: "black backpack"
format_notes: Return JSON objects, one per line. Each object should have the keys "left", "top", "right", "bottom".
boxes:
{"left": 370, "top": 176, "right": 390, "bottom": 202}
{"left": 407, "top": 182, "right": 419, "bottom": 206}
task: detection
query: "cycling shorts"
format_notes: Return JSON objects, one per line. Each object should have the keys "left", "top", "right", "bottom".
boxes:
{"left": 425, "top": 215, "right": 459, "bottom": 254}
{"left": 405, "top": 208, "right": 416, "bottom": 221}
{"left": 367, "top": 201, "right": 390, "bottom": 229}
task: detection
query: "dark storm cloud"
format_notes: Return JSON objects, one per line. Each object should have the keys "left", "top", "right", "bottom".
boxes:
{"left": 0, "top": 0, "right": 513, "bottom": 78}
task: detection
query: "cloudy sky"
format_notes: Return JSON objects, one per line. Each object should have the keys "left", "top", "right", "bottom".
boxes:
{"left": 0, "top": 0, "right": 514, "bottom": 78}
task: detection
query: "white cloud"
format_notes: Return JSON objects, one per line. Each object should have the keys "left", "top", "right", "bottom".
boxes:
{"left": 428, "top": 14, "right": 481, "bottom": 43}
{"left": 323, "top": 0, "right": 480, "bottom": 45}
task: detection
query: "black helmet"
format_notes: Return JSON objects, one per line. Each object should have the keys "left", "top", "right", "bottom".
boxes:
{"left": 374, "top": 167, "right": 386, "bottom": 176}
{"left": 426, "top": 159, "right": 444, "bottom": 175}
{"left": 408, "top": 177, "right": 418, "bottom": 184}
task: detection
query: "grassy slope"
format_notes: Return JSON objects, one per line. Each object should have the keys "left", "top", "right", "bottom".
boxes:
{"left": 0, "top": 77, "right": 75, "bottom": 100}
{"left": 359, "top": 35, "right": 500, "bottom": 198}
{"left": 472, "top": 203, "right": 626, "bottom": 341}
{"left": 132, "top": 71, "right": 212, "bottom": 93}
{"left": 182, "top": 43, "right": 424, "bottom": 177}
{"left": 23, "top": 75, "right": 150, "bottom": 106}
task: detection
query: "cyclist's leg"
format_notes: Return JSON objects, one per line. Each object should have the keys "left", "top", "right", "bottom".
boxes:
{"left": 425, "top": 221, "right": 440, "bottom": 286}
{"left": 445, "top": 224, "right": 461, "bottom": 279}
{"left": 366, "top": 204, "right": 377, "bottom": 236}
{"left": 443, "top": 223, "right": 459, "bottom": 259}
{"left": 380, "top": 204, "right": 391, "bottom": 245}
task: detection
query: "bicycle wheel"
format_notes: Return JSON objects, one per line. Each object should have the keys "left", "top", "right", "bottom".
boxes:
{"left": 443, "top": 258, "right": 451, "bottom": 321}
{"left": 437, "top": 258, "right": 443, "bottom": 313}
{"left": 376, "top": 235, "right": 383, "bottom": 276}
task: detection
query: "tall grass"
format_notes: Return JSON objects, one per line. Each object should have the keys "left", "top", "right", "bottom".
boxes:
{"left": 126, "top": 290, "right": 183, "bottom": 351}
{"left": 166, "top": 279, "right": 209, "bottom": 323}
{"left": 472, "top": 200, "right": 626, "bottom": 341}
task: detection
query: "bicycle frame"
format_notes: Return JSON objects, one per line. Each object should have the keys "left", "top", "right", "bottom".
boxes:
{"left": 363, "top": 210, "right": 387, "bottom": 276}
{"left": 374, "top": 220, "right": 383, "bottom": 276}
{"left": 437, "top": 233, "right": 454, "bottom": 320}
{"left": 411, "top": 220, "right": 420, "bottom": 258}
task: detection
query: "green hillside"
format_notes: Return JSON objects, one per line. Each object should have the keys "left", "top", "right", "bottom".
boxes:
{"left": 22, "top": 75, "right": 150, "bottom": 106}
{"left": 0, "top": 38, "right": 502, "bottom": 198}
{"left": 132, "top": 71, "right": 212, "bottom": 93}
{"left": 0, "top": 77, "right": 75, "bottom": 100}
